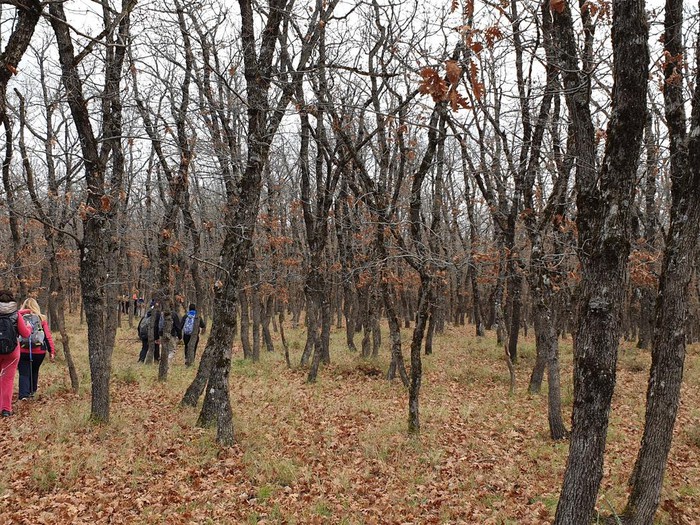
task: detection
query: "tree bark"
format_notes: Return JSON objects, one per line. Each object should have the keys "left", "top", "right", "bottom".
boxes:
{"left": 553, "top": 0, "right": 649, "bottom": 522}
{"left": 622, "top": 1, "right": 700, "bottom": 522}
{"left": 50, "top": 0, "right": 134, "bottom": 423}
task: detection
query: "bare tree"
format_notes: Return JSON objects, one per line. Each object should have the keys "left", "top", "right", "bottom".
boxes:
{"left": 182, "top": 0, "right": 338, "bottom": 445}
{"left": 0, "top": 0, "right": 43, "bottom": 296}
{"left": 49, "top": 0, "right": 135, "bottom": 422}
{"left": 552, "top": 0, "right": 649, "bottom": 522}
{"left": 621, "top": 1, "right": 700, "bottom": 522}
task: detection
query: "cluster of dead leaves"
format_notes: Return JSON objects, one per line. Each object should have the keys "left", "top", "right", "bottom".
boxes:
{"left": 419, "top": 61, "right": 471, "bottom": 112}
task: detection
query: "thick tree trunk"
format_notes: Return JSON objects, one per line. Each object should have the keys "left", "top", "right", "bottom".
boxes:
{"left": 196, "top": 294, "right": 237, "bottom": 445}
{"left": 81, "top": 219, "right": 119, "bottom": 423}
{"left": 622, "top": 1, "right": 700, "bottom": 521}
{"left": 50, "top": 0, "right": 132, "bottom": 423}
{"left": 623, "top": 232, "right": 697, "bottom": 524}
{"left": 553, "top": 0, "right": 648, "bottom": 522}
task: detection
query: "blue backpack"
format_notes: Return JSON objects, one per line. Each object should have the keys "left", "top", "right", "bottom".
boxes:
{"left": 183, "top": 312, "right": 196, "bottom": 336}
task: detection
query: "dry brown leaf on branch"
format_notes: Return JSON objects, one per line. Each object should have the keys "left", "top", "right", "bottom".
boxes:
{"left": 465, "top": 0, "right": 474, "bottom": 19}
{"left": 448, "top": 88, "right": 470, "bottom": 112}
{"left": 419, "top": 67, "right": 448, "bottom": 102}
{"left": 551, "top": 0, "right": 566, "bottom": 13}
{"left": 469, "top": 60, "right": 485, "bottom": 100}
{"left": 445, "top": 60, "right": 462, "bottom": 85}
{"left": 100, "top": 195, "right": 112, "bottom": 212}
{"left": 485, "top": 25, "right": 504, "bottom": 48}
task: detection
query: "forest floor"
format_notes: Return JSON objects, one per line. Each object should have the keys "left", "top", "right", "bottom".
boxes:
{"left": 1, "top": 318, "right": 699, "bottom": 524}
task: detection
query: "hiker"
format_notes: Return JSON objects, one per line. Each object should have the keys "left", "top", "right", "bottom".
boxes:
{"left": 138, "top": 303, "right": 182, "bottom": 363}
{"left": 181, "top": 303, "right": 206, "bottom": 366}
{"left": 17, "top": 298, "right": 56, "bottom": 400}
{"left": 0, "top": 290, "right": 32, "bottom": 417}
{"left": 137, "top": 306, "right": 161, "bottom": 362}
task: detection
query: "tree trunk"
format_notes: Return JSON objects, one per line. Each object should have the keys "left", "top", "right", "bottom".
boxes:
{"left": 408, "top": 278, "right": 432, "bottom": 433}
{"left": 622, "top": 1, "right": 700, "bottom": 521}
{"left": 553, "top": 0, "right": 648, "bottom": 522}
{"left": 158, "top": 298, "right": 173, "bottom": 381}
{"left": 262, "top": 294, "right": 274, "bottom": 353}
{"left": 239, "top": 288, "right": 252, "bottom": 359}
{"left": 196, "top": 296, "right": 237, "bottom": 446}
{"left": 49, "top": 0, "right": 133, "bottom": 423}
{"left": 250, "top": 281, "right": 261, "bottom": 362}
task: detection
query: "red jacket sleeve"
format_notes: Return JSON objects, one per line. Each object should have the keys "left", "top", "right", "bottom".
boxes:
{"left": 42, "top": 320, "right": 56, "bottom": 356}
{"left": 16, "top": 312, "right": 32, "bottom": 339}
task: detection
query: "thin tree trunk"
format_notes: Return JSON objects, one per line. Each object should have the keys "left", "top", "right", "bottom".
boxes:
{"left": 408, "top": 278, "right": 432, "bottom": 433}
{"left": 239, "top": 288, "right": 252, "bottom": 359}
{"left": 262, "top": 294, "right": 274, "bottom": 353}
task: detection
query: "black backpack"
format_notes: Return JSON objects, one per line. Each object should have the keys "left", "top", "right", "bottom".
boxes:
{"left": 138, "top": 313, "right": 164, "bottom": 340}
{"left": 138, "top": 315, "right": 152, "bottom": 340}
{"left": 0, "top": 313, "right": 18, "bottom": 355}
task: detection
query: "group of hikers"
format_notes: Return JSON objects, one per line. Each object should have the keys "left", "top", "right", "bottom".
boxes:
{"left": 0, "top": 290, "right": 56, "bottom": 418}
{"left": 0, "top": 287, "right": 208, "bottom": 419}
{"left": 137, "top": 301, "right": 206, "bottom": 367}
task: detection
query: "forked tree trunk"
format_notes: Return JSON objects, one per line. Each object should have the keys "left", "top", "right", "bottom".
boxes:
{"left": 50, "top": 0, "right": 133, "bottom": 423}
{"left": 553, "top": 0, "right": 648, "bottom": 522}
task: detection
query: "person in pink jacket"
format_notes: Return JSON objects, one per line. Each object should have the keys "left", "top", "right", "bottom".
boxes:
{"left": 0, "top": 290, "right": 31, "bottom": 417}
{"left": 17, "top": 298, "right": 56, "bottom": 401}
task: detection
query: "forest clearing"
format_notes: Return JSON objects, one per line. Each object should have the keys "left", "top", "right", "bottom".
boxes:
{"left": 1, "top": 319, "right": 699, "bottom": 524}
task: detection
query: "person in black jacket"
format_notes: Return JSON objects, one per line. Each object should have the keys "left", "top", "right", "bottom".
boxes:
{"left": 137, "top": 304, "right": 182, "bottom": 363}
{"left": 180, "top": 303, "right": 206, "bottom": 366}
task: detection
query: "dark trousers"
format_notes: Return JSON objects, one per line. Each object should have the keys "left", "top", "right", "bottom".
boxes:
{"left": 18, "top": 352, "right": 46, "bottom": 399}
{"left": 138, "top": 339, "right": 160, "bottom": 362}
{"left": 183, "top": 334, "right": 199, "bottom": 366}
